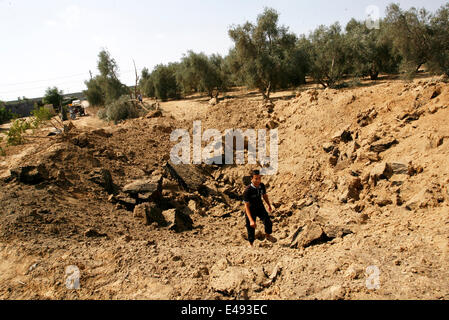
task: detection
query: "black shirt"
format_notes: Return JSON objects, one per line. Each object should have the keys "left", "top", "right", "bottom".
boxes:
{"left": 243, "top": 183, "right": 267, "bottom": 211}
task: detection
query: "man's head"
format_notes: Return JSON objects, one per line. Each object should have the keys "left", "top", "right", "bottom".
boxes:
{"left": 251, "top": 169, "right": 262, "bottom": 187}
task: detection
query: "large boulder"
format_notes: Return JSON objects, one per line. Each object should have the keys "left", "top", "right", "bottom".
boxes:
{"left": 162, "top": 208, "right": 194, "bottom": 232}
{"left": 123, "top": 174, "right": 163, "bottom": 199}
{"left": 164, "top": 161, "right": 208, "bottom": 194}
{"left": 135, "top": 203, "right": 166, "bottom": 226}
{"left": 331, "top": 126, "right": 353, "bottom": 143}
{"left": 290, "top": 220, "right": 352, "bottom": 249}
{"left": 370, "top": 138, "right": 398, "bottom": 153}
{"left": 88, "top": 168, "right": 115, "bottom": 193}
{"left": 370, "top": 162, "right": 393, "bottom": 185}
{"left": 209, "top": 258, "right": 251, "bottom": 298}
{"left": 290, "top": 222, "right": 325, "bottom": 249}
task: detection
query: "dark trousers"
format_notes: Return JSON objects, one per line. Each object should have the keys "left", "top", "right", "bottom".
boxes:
{"left": 245, "top": 207, "right": 273, "bottom": 244}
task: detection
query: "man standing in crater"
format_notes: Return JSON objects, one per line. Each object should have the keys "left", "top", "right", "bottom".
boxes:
{"left": 243, "top": 169, "right": 277, "bottom": 247}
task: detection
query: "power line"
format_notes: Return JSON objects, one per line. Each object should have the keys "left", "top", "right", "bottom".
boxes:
{"left": 0, "top": 70, "right": 140, "bottom": 95}
{"left": 0, "top": 72, "right": 89, "bottom": 87}
{"left": 0, "top": 69, "right": 140, "bottom": 88}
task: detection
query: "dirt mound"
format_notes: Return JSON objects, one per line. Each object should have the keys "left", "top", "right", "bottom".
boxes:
{"left": 0, "top": 76, "right": 448, "bottom": 300}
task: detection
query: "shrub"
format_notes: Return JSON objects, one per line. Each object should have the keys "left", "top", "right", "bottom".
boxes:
{"left": 6, "top": 119, "right": 32, "bottom": 146}
{"left": 97, "top": 107, "right": 107, "bottom": 120}
{"left": 0, "top": 105, "right": 15, "bottom": 125}
{"left": 31, "top": 105, "right": 53, "bottom": 127}
{"left": 43, "top": 87, "right": 63, "bottom": 107}
{"left": 100, "top": 95, "right": 141, "bottom": 124}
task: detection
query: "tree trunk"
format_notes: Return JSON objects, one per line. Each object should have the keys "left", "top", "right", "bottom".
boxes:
{"left": 264, "top": 82, "right": 271, "bottom": 100}
{"left": 416, "top": 63, "right": 423, "bottom": 73}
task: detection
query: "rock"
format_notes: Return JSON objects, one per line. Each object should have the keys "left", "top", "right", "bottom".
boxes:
{"left": 88, "top": 168, "right": 115, "bottom": 193}
{"left": 164, "top": 162, "right": 208, "bottom": 194}
{"left": 408, "top": 162, "right": 424, "bottom": 176}
{"left": 357, "top": 150, "right": 381, "bottom": 163}
{"left": 123, "top": 174, "right": 163, "bottom": 198}
{"left": 377, "top": 198, "right": 393, "bottom": 207}
{"left": 405, "top": 189, "right": 430, "bottom": 211}
{"left": 290, "top": 222, "right": 325, "bottom": 249}
{"left": 332, "top": 126, "right": 353, "bottom": 143}
{"left": 0, "top": 170, "right": 13, "bottom": 183}
{"left": 162, "top": 208, "right": 194, "bottom": 232}
{"left": 428, "top": 105, "right": 438, "bottom": 114}
{"left": 10, "top": 165, "right": 49, "bottom": 184}
{"left": 323, "top": 143, "right": 335, "bottom": 153}
{"left": 265, "top": 119, "right": 279, "bottom": 130}
{"left": 146, "top": 110, "right": 163, "bottom": 118}
{"left": 91, "top": 128, "right": 113, "bottom": 138}
{"left": 322, "top": 225, "right": 353, "bottom": 238}
{"left": 251, "top": 267, "right": 269, "bottom": 288}
{"left": 187, "top": 200, "right": 198, "bottom": 214}
{"left": 429, "top": 135, "right": 444, "bottom": 148}
{"left": 370, "top": 162, "right": 393, "bottom": 185}
{"left": 347, "top": 178, "right": 363, "bottom": 201}
{"left": 357, "top": 108, "right": 377, "bottom": 127}
{"left": 114, "top": 193, "right": 137, "bottom": 207}
{"left": 390, "top": 163, "right": 408, "bottom": 175}
{"left": 321, "top": 285, "right": 346, "bottom": 300}
{"left": 133, "top": 203, "right": 147, "bottom": 218}
{"left": 400, "top": 111, "right": 421, "bottom": 122}
{"left": 140, "top": 203, "right": 166, "bottom": 226}
{"left": 370, "top": 138, "right": 398, "bottom": 153}
{"left": 430, "top": 87, "right": 441, "bottom": 99}
{"left": 84, "top": 228, "right": 107, "bottom": 238}
{"left": 356, "top": 213, "right": 369, "bottom": 224}
{"left": 345, "top": 265, "right": 363, "bottom": 280}
{"left": 71, "top": 133, "right": 91, "bottom": 148}
{"left": 329, "top": 156, "right": 338, "bottom": 166}
{"left": 209, "top": 265, "right": 251, "bottom": 298}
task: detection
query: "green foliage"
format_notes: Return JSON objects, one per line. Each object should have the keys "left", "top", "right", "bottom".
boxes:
{"left": 0, "top": 102, "right": 16, "bottom": 125}
{"left": 385, "top": 4, "right": 433, "bottom": 73}
{"left": 42, "top": 87, "right": 63, "bottom": 107}
{"left": 99, "top": 95, "right": 141, "bottom": 124}
{"left": 84, "top": 49, "right": 128, "bottom": 106}
{"left": 30, "top": 104, "right": 53, "bottom": 128}
{"left": 84, "top": 77, "right": 105, "bottom": 106}
{"left": 139, "top": 67, "right": 155, "bottom": 98}
{"left": 6, "top": 119, "right": 32, "bottom": 146}
{"left": 345, "top": 19, "right": 400, "bottom": 80}
{"left": 151, "top": 63, "right": 180, "bottom": 101}
{"left": 31, "top": 104, "right": 53, "bottom": 122}
{"left": 176, "top": 51, "right": 228, "bottom": 97}
{"left": 427, "top": 3, "right": 449, "bottom": 76}
{"left": 228, "top": 7, "right": 298, "bottom": 98}
{"left": 307, "top": 23, "right": 350, "bottom": 88}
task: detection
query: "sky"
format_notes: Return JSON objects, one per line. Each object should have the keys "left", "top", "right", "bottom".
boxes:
{"left": 0, "top": 0, "right": 447, "bottom": 101}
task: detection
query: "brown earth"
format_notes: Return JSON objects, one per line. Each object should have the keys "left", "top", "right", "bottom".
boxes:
{"left": 0, "top": 75, "right": 448, "bottom": 300}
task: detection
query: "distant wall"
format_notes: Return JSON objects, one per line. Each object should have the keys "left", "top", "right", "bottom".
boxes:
{"left": 5, "top": 100, "right": 37, "bottom": 117}
{"left": 4, "top": 92, "right": 86, "bottom": 117}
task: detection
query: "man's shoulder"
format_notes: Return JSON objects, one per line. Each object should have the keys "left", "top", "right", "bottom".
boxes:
{"left": 244, "top": 184, "right": 253, "bottom": 192}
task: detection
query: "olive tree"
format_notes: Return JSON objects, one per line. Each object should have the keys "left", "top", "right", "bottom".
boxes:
{"left": 228, "top": 7, "right": 297, "bottom": 99}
